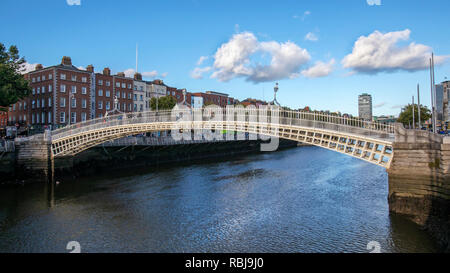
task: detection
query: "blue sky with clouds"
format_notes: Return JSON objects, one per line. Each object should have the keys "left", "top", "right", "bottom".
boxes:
{"left": 1, "top": 0, "right": 449, "bottom": 116}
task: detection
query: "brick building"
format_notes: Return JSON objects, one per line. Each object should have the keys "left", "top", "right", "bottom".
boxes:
{"left": 92, "top": 67, "right": 134, "bottom": 118}
{"left": 6, "top": 56, "right": 246, "bottom": 134}
{"left": 190, "top": 91, "right": 232, "bottom": 108}
{"left": 241, "top": 98, "right": 268, "bottom": 107}
{"left": 7, "top": 57, "right": 93, "bottom": 132}
{"left": 7, "top": 56, "right": 135, "bottom": 134}
{"left": 166, "top": 86, "right": 191, "bottom": 105}
{"left": 0, "top": 108, "right": 7, "bottom": 131}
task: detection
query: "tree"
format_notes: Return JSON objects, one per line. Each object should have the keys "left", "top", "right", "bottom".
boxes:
{"left": 150, "top": 96, "right": 177, "bottom": 111}
{"left": 0, "top": 43, "right": 31, "bottom": 109}
{"left": 203, "top": 101, "right": 216, "bottom": 107}
{"left": 397, "top": 104, "right": 431, "bottom": 127}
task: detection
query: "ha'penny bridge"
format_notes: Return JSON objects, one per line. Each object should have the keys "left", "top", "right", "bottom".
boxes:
{"left": 13, "top": 106, "right": 450, "bottom": 239}
{"left": 48, "top": 108, "right": 395, "bottom": 167}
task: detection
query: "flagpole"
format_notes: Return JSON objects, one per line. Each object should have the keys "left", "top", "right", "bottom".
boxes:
{"left": 412, "top": 96, "right": 415, "bottom": 129}
{"left": 432, "top": 53, "right": 437, "bottom": 133}
{"left": 417, "top": 84, "right": 421, "bottom": 129}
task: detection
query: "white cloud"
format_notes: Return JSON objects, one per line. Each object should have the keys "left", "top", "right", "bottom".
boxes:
{"left": 124, "top": 69, "right": 161, "bottom": 79}
{"left": 293, "top": 10, "right": 311, "bottom": 21}
{"left": 342, "top": 29, "right": 448, "bottom": 74}
{"left": 208, "top": 32, "right": 311, "bottom": 83}
{"left": 301, "top": 59, "right": 335, "bottom": 78}
{"left": 19, "top": 62, "right": 39, "bottom": 74}
{"left": 391, "top": 104, "right": 404, "bottom": 109}
{"left": 367, "top": 0, "right": 381, "bottom": 6}
{"left": 374, "top": 102, "right": 386, "bottom": 108}
{"left": 77, "top": 66, "right": 86, "bottom": 70}
{"left": 305, "top": 32, "right": 318, "bottom": 42}
{"left": 142, "top": 71, "right": 159, "bottom": 78}
{"left": 196, "top": 56, "right": 209, "bottom": 66}
{"left": 160, "top": 72, "right": 168, "bottom": 78}
{"left": 190, "top": 66, "right": 212, "bottom": 79}
{"left": 66, "top": 0, "right": 81, "bottom": 6}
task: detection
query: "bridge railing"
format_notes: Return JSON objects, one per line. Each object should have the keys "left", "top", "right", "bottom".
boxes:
{"left": 50, "top": 108, "right": 395, "bottom": 141}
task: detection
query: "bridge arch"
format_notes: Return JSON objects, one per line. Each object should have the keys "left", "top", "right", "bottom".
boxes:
{"left": 49, "top": 108, "right": 394, "bottom": 168}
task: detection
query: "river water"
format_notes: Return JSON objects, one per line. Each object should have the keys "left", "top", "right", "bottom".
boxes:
{"left": 0, "top": 146, "right": 438, "bottom": 253}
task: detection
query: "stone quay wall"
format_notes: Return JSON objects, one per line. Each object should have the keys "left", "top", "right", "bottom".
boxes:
{"left": 14, "top": 134, "right": 52, "bottom": 182}
{"left": 388, "top": 124, "right": 450, "bottom": 251}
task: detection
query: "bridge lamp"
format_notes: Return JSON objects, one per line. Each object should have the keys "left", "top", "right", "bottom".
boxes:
{"left": 271, "top": 83, "right": 281, "bottom": 106}
{"left": 182, "top": 89, "right": 187, "bottom": 106}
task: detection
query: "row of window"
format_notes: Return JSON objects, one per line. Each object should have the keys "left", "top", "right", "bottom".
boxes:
{"left": 32, "top": 98, "right": 52, "bottom": 109}
{"left": 60, "top": 85, "right": 88, "bottom": 94}
{"left": 32, "top": 85, "right": 52, "bottom": 95}
{"left": 60, "top": 73, "right": 88, "bottom": 83}
{"left": 59, "top": 98, "right": 87, "bottom": 109}
{"left": 97, "top": 90, "right": 133, "bottom": 100}
{"left": 134, "top": 85, "right": 145, "bottom": 91}
{"left": 9, "top": 112, "right": 90, "bottom": 124}
{"left": 133, "top": 94, "right": 144, "bottom": 101}
{"left": 98, "top": 79, "right": 132, "bottom": 89}
{"left": 134, "top": 104, "right": 144, "bottom": 112}
{"left": 59, "top": 112, "right": 87, "bottom": 124}
{"left": 97, "top": 101, "right": 132, "bottom": 111}
{"left": 97, "top": 79, "right": 111, "bottom": 87}
{"left": 32, "top": 72, "right": 90, "bottom": 84}
{"left": 31, "top": 73, "right": 53, "bottom": 83}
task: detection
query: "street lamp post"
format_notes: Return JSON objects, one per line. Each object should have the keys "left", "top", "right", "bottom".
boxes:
{"left": 412, "top": 96, "right": 415, "bottom": 129}
{"left": 182, "top": 88, "right": 187, "bottom": 106}
{"left": 271, "top": 83, "right": 281, "bottom": 106}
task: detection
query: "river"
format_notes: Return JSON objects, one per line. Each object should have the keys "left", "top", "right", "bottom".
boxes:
{"left": 0, "top": 146, "right": 438, "bottom": 253}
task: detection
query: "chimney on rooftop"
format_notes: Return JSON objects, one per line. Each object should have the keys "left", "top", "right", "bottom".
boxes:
{"left": 61, "top": 56, "right": 72, "bottom": 66}
{"left": 35, "top": 64, "right": 43, "bottom": 70}
{"left": 103, "top": 67, "right": 111, "bottom": 76}
{"left": 86, "top": 65, "right": 94, "bottom": 73}
{"left": 117, "top": 72, "right": 125, "bottom": 77}
{"left": 134, "top": 72, "right": 142, "bottom": 81}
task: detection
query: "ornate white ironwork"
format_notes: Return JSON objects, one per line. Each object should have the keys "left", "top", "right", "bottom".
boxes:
{"left": 48, "top": 108, "right": 395, "bottom": 168}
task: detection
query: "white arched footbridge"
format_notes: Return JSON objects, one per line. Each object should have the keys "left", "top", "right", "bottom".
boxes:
{"left": 48, "top": 107, "right": 395, "bottom": 168}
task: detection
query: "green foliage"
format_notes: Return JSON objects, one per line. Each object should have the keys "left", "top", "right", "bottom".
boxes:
{"left": 0, "top": 43, "right": 31, "bottom": 107}
{"left": 397, "top": 104, "right": 431, "bottom": 127}
{"left": 203, "top": 101, "right": 216, "bottom": 107}
{"left": 150, "top": 96, "right": 177, "bottom": 111}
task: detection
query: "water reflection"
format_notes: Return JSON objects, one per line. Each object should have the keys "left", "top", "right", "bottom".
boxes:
{"left": 0, "top": 146, "right": 439, "bottom": 253}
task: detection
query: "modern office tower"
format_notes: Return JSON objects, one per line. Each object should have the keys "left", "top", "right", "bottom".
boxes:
{"left": 435, "top": 84, "right": 444, "bottom": 124}
{"left": 440, "top": 80, "right": 450, "bottom": 123}
{"left": 358, "top": 93, "right": 373, "bottom": 121}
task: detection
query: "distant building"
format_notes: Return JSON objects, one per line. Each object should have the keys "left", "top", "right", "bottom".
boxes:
{"left": 435, "top": 84, "right": 444, "bottom": 124}
{"left": 133, "top": 73, "right": 146, "bottom": 112}
{"left": 241, "top": 98, "right": 268, "bottom": 107}
{"left": 146, "top": 79, "right": 167, "bottom": 100}
{"left": 7, "top": 56, "right": 135, "bottom": 134}
{"left": 191, "top": 94, "right": 204, "bottom": 109}
{"left": 437, "top": 81, "right": 450, "bottom": 124}
{"left": 0, "top": 108, "right": 7, "bottom": 131}
{"left": 166, "top": 86, "right": 191, "bottom": 105}
{"left": 374, "top": 115, "right": 397, "bottom": 124}
{"left": 190, "top": 91, "right": 231, "bottom": 108}
{"left": 358, "top": 93, "right": 373, "bottom": 121}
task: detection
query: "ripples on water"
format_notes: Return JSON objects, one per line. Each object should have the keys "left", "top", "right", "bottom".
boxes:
{"left": 0, "top": 146, "right": 438, "bottom": 253}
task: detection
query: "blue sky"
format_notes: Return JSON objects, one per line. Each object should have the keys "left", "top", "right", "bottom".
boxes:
{"left": 1, "top": 0, "right": 450, "bottom": 116}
